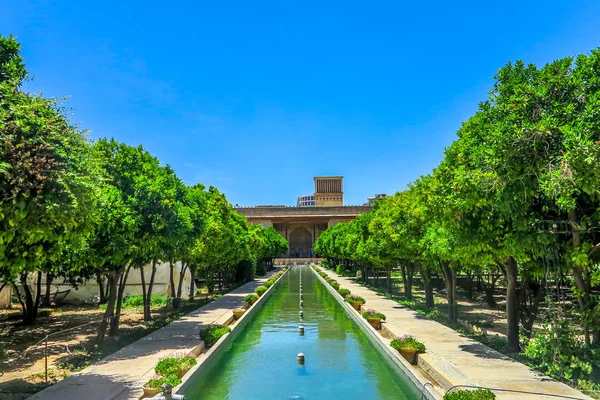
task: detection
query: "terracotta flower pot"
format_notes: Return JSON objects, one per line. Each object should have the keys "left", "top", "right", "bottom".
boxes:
{"left": 233, "top": 309, "right": 246, "bottom": 320}
{"left": 143, "top": 387, "right": 161, "bottom": 397}
{"left": 398, "top": 348, "right": 418, "bottom": 364}
{"left": 367, "top": 317, "right": 381, "bottom": 330}
{"left": 350, "top": 301, "right": 362, "bottom": 311}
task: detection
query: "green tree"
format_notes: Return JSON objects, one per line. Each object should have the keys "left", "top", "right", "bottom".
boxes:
{"left": 0, "top": 35, "right": 100, "bottom": 324}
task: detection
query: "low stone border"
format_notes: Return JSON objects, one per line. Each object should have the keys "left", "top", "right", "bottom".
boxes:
{"left": 310, "top": 266, "right": 442, "bottom": 400}
{"left": 174, "top": 267, "right": 289, "bottom": 395}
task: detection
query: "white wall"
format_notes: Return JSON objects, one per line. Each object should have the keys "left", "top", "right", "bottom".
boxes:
{"left": 0, "top": 261, "right": 193, "bottom": 306}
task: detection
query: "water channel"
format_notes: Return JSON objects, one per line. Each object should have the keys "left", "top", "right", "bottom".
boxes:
{"left": 182, "top": 265, "right": 421, "bottom": 399}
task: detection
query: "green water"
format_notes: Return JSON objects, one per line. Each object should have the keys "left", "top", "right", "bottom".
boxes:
{"left": 182, "top": 266, "right": 421, "bottom": 399}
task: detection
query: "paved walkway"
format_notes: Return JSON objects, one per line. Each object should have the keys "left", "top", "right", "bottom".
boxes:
{"left": 320, "top": 268, "right": 591, "bottom": 400}
{"left": 30, "top": 271, "right": 279, "bottom": 400}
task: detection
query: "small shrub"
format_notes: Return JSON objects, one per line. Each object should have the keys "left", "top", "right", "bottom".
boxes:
{"left": 255, "top": 286, "right": 268, "bottom": 296}
{"left": 344, "top": 294, "right": 366, "bottom": 304}
{"left": 145, "top": 374, "right": 182, "bottom": 389}
{"left": 245, "top": 294, "right": 259, "bottom": 304}
{"left": 330, "top": 282, "right": 340, "bottom": 290}
{"left": 390, "top": 335, "right": 426, "bottom": 353}
{"left": 256, "top": 262, "right": 267, "bottom": 276}
{"left": 577, "top": 380, "right": 600, "bottom": 399}
{"left": 199, "top": 324, "right": 231, "bottom": 347}
{"left": 363, "top": 309, "right": 386, "bottom": 320}
{"left": 443, "top": 389, "right": 496, "bottom": 400}
{"left": 155, "top": 355, "right": 196, "bottom": 378}
{"left": 336, "top": 265, "right": 345, "bottom": 275}
{"left": 263, "top": 281, "right": 273, "bottom": 288}
{"left": 337, "top": 288, "right": 351, "bottom": 297}
{"left": 318, "top": 272, "right": 327, "bottom": 278}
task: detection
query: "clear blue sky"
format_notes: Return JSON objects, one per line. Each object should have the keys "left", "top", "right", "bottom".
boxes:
{"left": 3, "top": 1, "right": 600, "bottom": 206}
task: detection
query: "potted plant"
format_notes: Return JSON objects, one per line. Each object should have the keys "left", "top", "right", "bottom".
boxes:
{"left": 390, "top": 335, "right": 426, "bottom": 364}
{"left": 363, "top": 309, "right": 386, "bottom": 329}
{"left": 155, "top": 355, "right": 197, "bottom": 378}
{"left": 344, "top": 294, "right": 366, "bottom": 310}
{"left": 143, "top": 375, "right": 163, "bottom": 397}
{"left": 255, "top": 286, "right": 267, "bottom": 297}
{"left": 232, "top": 308, "right": 246, "bottom": 320}
{"left": 199, "top": 324, "right": 231, "bottom": 347}
{"left": 143, "top": 374, "right": 182, "bottom": 396}
{"left": 245, "top": 294, "right": 259, "bottom": 305}
{"left": 263, "top": 281, "right": 273, "bottom": 288}
{"left": 337, "top": 288, "right": 351, "bottom": 298}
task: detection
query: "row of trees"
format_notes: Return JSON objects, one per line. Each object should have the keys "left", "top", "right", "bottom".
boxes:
{"left": 0, "top": 36, "right": 287, "bottom": 343}
{"left": 315, "top": 48, "right": 600, "bottom": 356}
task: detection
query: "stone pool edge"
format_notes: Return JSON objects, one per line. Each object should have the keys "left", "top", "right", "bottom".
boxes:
{"left": 310, "top": 265, "right": 442, "bottom": 400}
{"left": 175, "top": 267, "right": 289, "bottom": 395}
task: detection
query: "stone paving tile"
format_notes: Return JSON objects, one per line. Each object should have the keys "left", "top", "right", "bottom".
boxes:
{"left": 320, "top": 268, "right": 591, "bottom": 400}
{"left": 29, "top": 271, "right": 279, "bottom": 400}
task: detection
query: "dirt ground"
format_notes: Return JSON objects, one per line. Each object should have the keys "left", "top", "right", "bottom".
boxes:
{"left": 0, "top": 295, "right": 215, "bottom": 400}
{"left": 360, "top": 276, "right": 511, "bottom": 337}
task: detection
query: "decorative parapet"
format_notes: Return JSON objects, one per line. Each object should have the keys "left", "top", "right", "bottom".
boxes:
{"left": 234, "top": 205, "right": 372, "bottom": 218}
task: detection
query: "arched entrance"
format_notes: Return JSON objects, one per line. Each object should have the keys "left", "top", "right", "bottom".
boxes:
{"left": 288, "top": 227, "right": 312, "bottom": 258}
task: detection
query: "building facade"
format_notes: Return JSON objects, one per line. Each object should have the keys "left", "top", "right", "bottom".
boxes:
{"left": 235, "top": 205, "right": 372, "bottom": 258}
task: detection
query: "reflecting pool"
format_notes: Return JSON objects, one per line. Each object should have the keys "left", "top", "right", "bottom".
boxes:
{"left": 182, "top": 266, "right": 421, "bottom": 399}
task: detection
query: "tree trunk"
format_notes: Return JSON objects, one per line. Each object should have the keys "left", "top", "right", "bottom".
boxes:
{"left": 96, "top": 270, "right": 121, "bottom": 345}
{"left": 43, "top": 273, "right": 52, "bottom": 308}
{"left": 140, "top": 265, "right": 148, "bottom": 321}
{"left": 20, "top": 273, "right": 39, "bottom": 325}
{"left": 518, "top": 278, "right": 544, "bottom": 338}
{"left": 440, "top": 262, "right": 457, "bottom": 322}
{"left": 143, "top": 259, "right": 158, "bottom": 321}
{"left": 482, "top": 274, "right": 498, "bottom": 309}
{"left": 568, "top": 209, "right": 597, "bottom": 345}
{"left": 417, "top": 262, "right": 434, "bottom": 309}
{"left": 189, "top": 264, "right": 197, "bottom": 300}
{"left": 109, "top": 265, "right": 131, "bottom": 336}
{"left": 505, "top": 257, "right": 520, "bottom": 352}
{"left": 406, "top": 264, "right": 414, "bottom": 299}
{"left": 464, "top": 270, "right": 473, "bottom": 301}
{"left": 13, "top": 283, "right": 26, "bottom": 315}
{"left": 386, "top": 266, "right": 392, "bottom": 294}
{"left": 401, "top": 263, "right": 414, "bottom": 299}
{"left": 97, "top": 274, "right": 108, "bottom": 304}
{"left": 169, "top": 257, "right": 177, "bottom": 299}
{"left": 174, "top": 263, "right": 188, "bottom": 310}
{"left": 34, "top": 271, "right": 42, "bottom": 318}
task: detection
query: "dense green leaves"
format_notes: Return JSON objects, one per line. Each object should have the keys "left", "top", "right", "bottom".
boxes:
{"left": 315, "top": 47, "right": 600, "bottom": 355}
{"left": 0, "top": 36, "right": 289, "bottom": 329}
